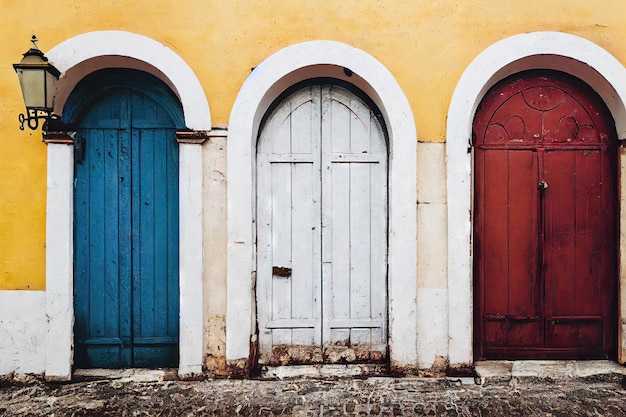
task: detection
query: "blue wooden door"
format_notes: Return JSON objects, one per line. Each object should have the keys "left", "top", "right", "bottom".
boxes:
{"left": 73, "top": 83, "right": 180, "bottom": 368}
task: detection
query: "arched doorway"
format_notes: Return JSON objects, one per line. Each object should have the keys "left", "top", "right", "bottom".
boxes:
{"left": 473, "top": 71, "right": 617, "bottom": 359}
{"left": 226, "top": 41, "right": 417, "bottom": 373}
{"left": 66, "top": 69, "right": 184, "bottom": 368}
{"left": 256, "top": 82, "right": 388, "bottom": 366}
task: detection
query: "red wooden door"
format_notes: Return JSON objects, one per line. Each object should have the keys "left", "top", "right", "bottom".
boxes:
{"left": 473, "top": 71, "right": 617, "bottom": 359}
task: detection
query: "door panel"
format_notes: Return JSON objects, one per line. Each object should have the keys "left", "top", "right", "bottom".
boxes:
{"left": 543, "top": 149, "right": 609, "bottom": 352}
{"left": 75, "top": 126, "right": 133, "bottom": 367}
{"left": 257, "top": 84, "right": 388, "bottom": 366}
{"left": 322, "top": 86, "right": 387, "bottom": 361}
{"left": 257, "top": 86, "right": 323, "bottom": 364}
{"left": 131, "top": 127, "right": 179, "bottom": 367}
{"left": 74, "top": 86, "right": 179, "bottom": 368}
{"left": 474, "top": 72, "right": 617, "bottom": 359}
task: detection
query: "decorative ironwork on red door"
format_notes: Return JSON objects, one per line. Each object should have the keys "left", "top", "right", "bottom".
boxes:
{"left": 473, "top": 71, "right": 617, "bottom": 360}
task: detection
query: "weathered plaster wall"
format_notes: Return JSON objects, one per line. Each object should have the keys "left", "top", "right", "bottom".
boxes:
{"left": 1, "top": 0, "right": 626, "bottom": 375}
{"left": 0, "top": 291, "right": 46, "bottom": 374}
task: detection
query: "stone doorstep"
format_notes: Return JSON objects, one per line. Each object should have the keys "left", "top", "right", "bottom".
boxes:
{"left": 72, "top": 368, "right": 179, "bottom": 383}
{"left": 475, "top": 360, "right": 626, "bottom": 382}
{"left": 262, "top": 364, "right": 388, "bottom": 380}
{"left": 71, "top": 361, "right": 625, "bottom": 384}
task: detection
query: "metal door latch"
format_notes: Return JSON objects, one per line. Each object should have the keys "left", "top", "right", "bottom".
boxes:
{"left": 537, "top": 181, "right": 549, "bottom": 191}
{"left": 272, "top": 266, "right": 292, "bottom": 277}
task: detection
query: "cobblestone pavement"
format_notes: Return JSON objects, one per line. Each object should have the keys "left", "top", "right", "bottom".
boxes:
{"left": 1, "top": 374, "right": 625, "bottom": 416}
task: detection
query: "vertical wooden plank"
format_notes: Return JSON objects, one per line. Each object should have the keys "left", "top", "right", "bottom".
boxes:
{"left": 290, "top": 87, "right": 314, "bottom": 155}
{"left": 291, "top": 162, "right": 315, "bottom": 345}
{"left": 103, "top": 129, "right": 120, "bottom": 342}
{"left": 88, "top": 129, "right": 106, "bottom": 342}
{"left": 73, "top": 128, "right": 93, "bottom": 363}
{"left": 118, "top": 92, "right": 133, "bottom": 366}
{"left": 165, "top": 127, "right": 180, "bottom": 341}
{"left": 347, "top": 90, "right": 372, "bottom": 328}
{"left": 310, "top": 88, "right": 323, "bottom": 348}
{"left": 152, "top": 129, "right": 169, "bottom": 338}
{"left": 349, "top": 162, "right": 371, "bottom": 326}
{"left": 289, "top": 87, "right": 319, "bottom": 346}
{"left": 600, "top": 146, "right": 617, "bottom": 353}
{"left": 324, "top": 86, "right": 352, "bottom": 346}
{"left": 271, "top": 161, "right": 292, "bottom": 347}
{"left": 481, "top": 149, "right": 510, "bottom": 349}
{"left": 271, "top": 104, "right": 293, "bottom": 155}
{"left": 117, "top": 126, "right": 132, "bottom": 366}
{"left": 130, "top": 124, "right": 142, "bottom": 360}
{"left": 255, "top": 128, "right": 274, "bottom": 362}
{"left": 330, "top": 163, "right": 351, "bottom": 322}
{"left": 473, "top": 147, "right": 486, "bottom": 355}
{"left": 369, "top": 115, "right": 388, "bottom": 350}
{"left": 506, "top": 150, "right": 541, "bottom": 347}
{"left": 544, "top": 151, "right": 577, "bottom": 317}
{"left": 574, "top": 150, "right": 602, "bottom": 316}
{"left": 481, "top": 150, "right": 510, "bottom": 313}
{"left": 138, "top": 128, "right": 157, "bottom": 342}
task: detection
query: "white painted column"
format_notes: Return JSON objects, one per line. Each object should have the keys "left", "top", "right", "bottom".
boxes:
{"left": 178, "top": 141, "right": 204, "bottom": 377}
{"left": 225, "top": 120, "right": 255, "bottom": 363}
{"left": 45, "top": 142, "right": 74, "bottom": 381}
{"left": 416, "top": 142, "right": 449, "bottom": 369}
{"left": 617, "top": 148, "right": 626, "bottom": 364}
{"left": 387, "top": 122, "right": 418, "bottom": 368}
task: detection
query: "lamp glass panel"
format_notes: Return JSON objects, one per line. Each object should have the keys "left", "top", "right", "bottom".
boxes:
{"left": 45, "top": 70, "right": 57, "bottom": 109}
{"left": 17, "top": 68, "right": 45, "bottom": 108}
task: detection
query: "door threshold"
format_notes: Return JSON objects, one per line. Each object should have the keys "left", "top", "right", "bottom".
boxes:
{"left": 475, "top": 360, "right": 625, "bottom": 381}
{"left": 261, "top": 364, "right": 388, "bottom": 380}
{"left": 72, "top": 368, "right": 179, "bottom": 382}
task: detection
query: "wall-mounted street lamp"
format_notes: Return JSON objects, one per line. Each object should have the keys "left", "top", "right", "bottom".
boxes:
{"left": 13, "top": 35, "right": 60, "bottom": 131}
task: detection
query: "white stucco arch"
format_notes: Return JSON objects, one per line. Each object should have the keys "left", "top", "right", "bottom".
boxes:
{"left": 446, "top": 31, "right": 626, "bottom": 366}
{"left": 43, "top": 31, "right": 209, "bottom": 379}
{"left": 48, "top": 30, "right": 211, "bottom": 130}
{"left": 226, "top": 40, "right": 418, "bottom": 369}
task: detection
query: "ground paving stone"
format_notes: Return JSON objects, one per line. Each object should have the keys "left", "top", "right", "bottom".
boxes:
{"left": 0, "top": 374, "right": 625, "bottom": 416}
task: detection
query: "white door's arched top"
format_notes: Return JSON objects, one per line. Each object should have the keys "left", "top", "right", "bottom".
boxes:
{"left": 227, "top": 40, "right": 418, "bottom": 368}
{"left": 47, "top": 30, "right": 211, "bottom": 130}
{"left": 446, "top": 31, "right": 626, "bottom": 366}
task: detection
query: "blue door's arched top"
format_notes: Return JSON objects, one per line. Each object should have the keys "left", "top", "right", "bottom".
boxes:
{"left": 63, "top": 68, "right": 185, "bottom": 129}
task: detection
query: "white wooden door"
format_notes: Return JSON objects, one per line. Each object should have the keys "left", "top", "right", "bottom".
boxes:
{"left": 257, "top": 84, "right": 388, "bottom": 366}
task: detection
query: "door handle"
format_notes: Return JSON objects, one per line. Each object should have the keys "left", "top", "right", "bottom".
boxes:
{"left": 537, "top": 181, "right": 549, "bottom": 192}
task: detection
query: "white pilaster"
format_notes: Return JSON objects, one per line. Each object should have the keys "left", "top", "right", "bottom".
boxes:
{"left": 45, "top": 143, "right": 74, "bottom": 380}
{"left": 178, "top": 142, "right": 204, "bottom": 377}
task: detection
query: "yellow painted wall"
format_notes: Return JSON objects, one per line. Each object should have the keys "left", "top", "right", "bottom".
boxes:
{"left": 1, "top": 0, "right": 625, "bottom": 289}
